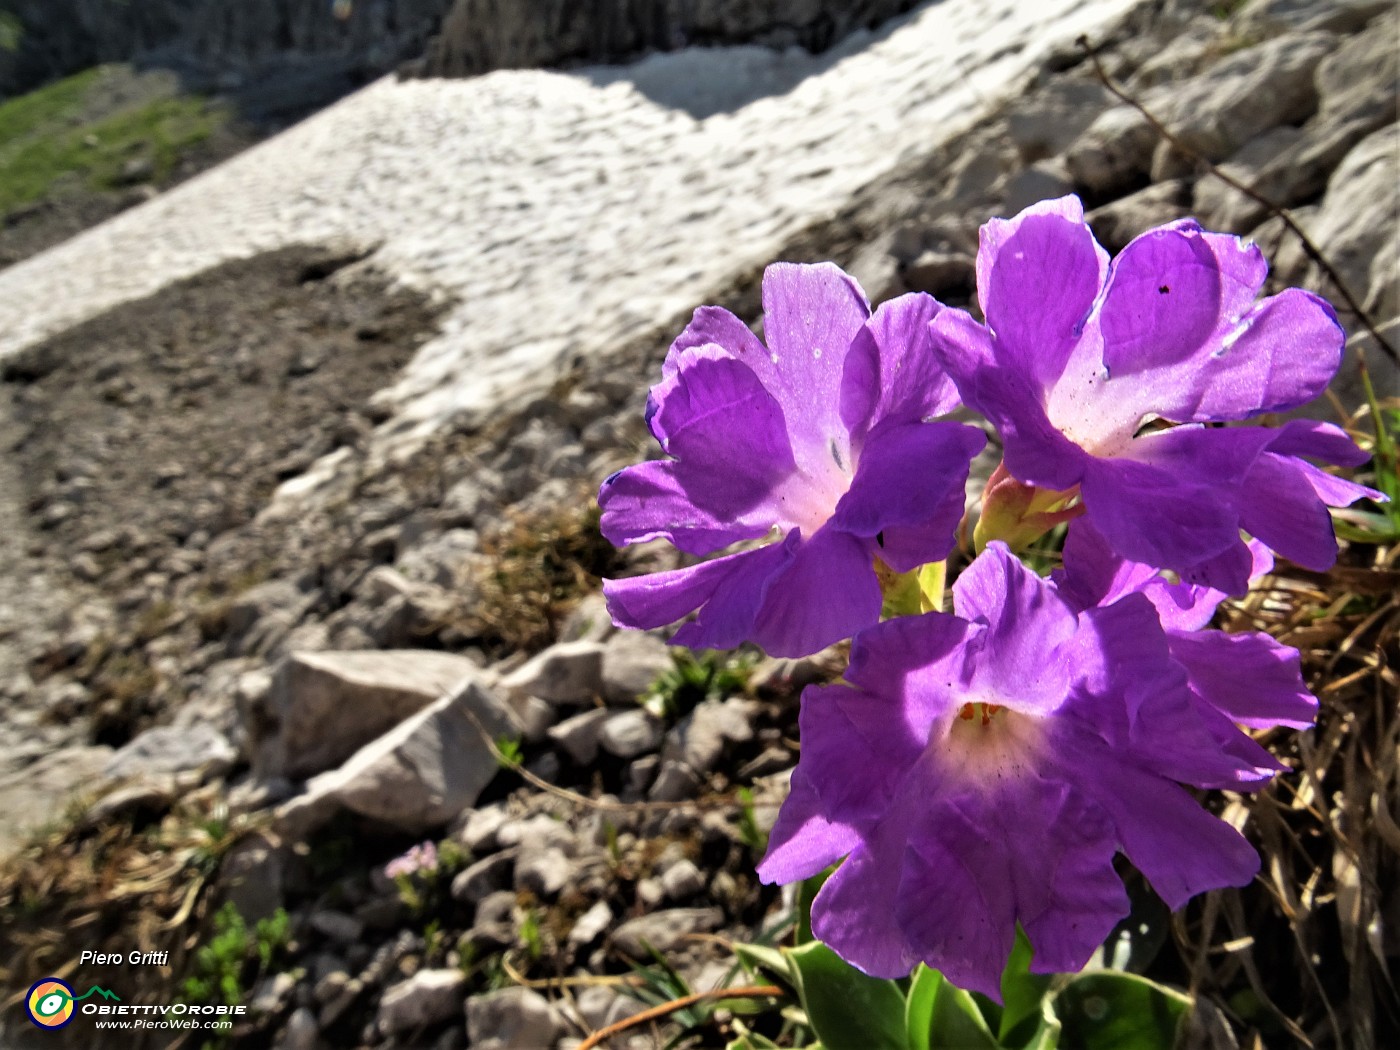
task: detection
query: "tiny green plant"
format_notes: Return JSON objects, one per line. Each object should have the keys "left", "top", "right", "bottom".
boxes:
{"left": 642, "top": 648, "right": 756, "bottom": 720}
{"left": 182, "top": 901, "right": 291, "bottom": 1029}
{"left": 495, "top": 735, "right": 524, "bottom": 768}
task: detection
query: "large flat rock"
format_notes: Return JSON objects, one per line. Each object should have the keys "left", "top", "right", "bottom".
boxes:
{"left": 253, "top": 649, "right": 487, "bottom": 780}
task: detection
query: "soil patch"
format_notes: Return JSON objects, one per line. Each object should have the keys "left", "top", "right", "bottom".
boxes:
{"left": 1, "top": 245, "right": 448, "bottom": 603}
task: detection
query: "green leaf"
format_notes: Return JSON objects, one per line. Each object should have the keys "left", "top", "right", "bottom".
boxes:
{"left": 796, "top": 867, "right": 834, "bottom": 945}
{"left": 1053, "top": 971, "right": 1190, "bottom": 1050}
{"left": 999, "top": 928, "right": 1054, "bottom": 1045}
{"left": 928, "top": 975, "right": 1000, "bottom": 1050}
{"left": 904, "top": 966, "right": 942, "bottom": 1050}
{"left": 786, "top": 941, "right": 909, "bottom": 1050}
{"left": 735, "top": 942, "right": 797, "bottom": 991}
{"left": 726, "top": 1032, "right": 784, "bottom": 1050}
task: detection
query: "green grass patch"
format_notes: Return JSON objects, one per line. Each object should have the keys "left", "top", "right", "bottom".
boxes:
{"left": 0, "top": 65, "right": 230, "bottom": 216}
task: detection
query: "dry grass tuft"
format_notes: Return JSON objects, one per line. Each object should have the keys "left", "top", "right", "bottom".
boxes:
{"left": 460, "top": 488, "right": 624, "bottom": 654}
{"left": 1171, "top": 406, "right": 1400, "bottom": 1050}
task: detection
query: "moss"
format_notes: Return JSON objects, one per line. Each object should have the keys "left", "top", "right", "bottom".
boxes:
{"left": 0, "top": 64, "right": 230, "bottom": 216}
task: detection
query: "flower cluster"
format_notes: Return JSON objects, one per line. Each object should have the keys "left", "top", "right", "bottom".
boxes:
{"left": 384, "top": 840, "right": 438, "bottom": 881}
{"left": 597, "top": 197, "right": 1382, "bottom": 996}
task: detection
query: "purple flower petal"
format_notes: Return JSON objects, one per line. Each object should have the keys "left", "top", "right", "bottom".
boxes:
{"left": 759, "top": 262, "right": 871, "bottom": 470}
{"left": 845, "top": 613, "right": 974, "bottom": 732}
{"left": 1237, "top": 452, "right": 1343, "bottom": 571}
{"left": 930, "top": 308, "right": 1086, "bottom": 490}
{"left": 644, "top": 344, "right": 796, "bottom": 486}
{"left": 1012, "top": 782, "right": 1129, "bottom": 976}
{"left": 1098, "top": 223, "right": 1257, "bottom": 377}
{"left": 1080, "top": 456, "right": 1242, "bottom": 586}
{"left": 761, "top": 683, "right": 924, "bottom": 890}
{"left": 895, "top": 804, "right": 1017, "bottom": 999}
{"left": 978, "top": 196, "right": 1108, "bottom": 388}
{"left": 1067, "top": 743, "right": 1260, "bottom": 910}
{"left": 829, "top": 420, "right": 985, "bottom": 567}
{"left": 598, "top": 460, "right": 776, "bottom": 554}
{"left": 664, "top": 304, "right": 767, "bottom": 377}
{"left": 1162, "top": 289, "right": 1344, "bottom": 422}
{"left": 1265, "top": 419, "right": 1371, "bottom": 467}
{"left": 757, "top": 769, "right": 862, "bottom": 885}
{"left": 953, "top": 543, "right": 1078, "bottom": 714}
{"left": 748, "top": 526, "right": 883, "bottom": 657}
{"left": 839, "top": 293, "right": 960, "bottom": 443}
{"left": 1057, "top": 518, "right": 1259, "bottom": 631}
{"left": 812, "top": 832, "right": 922, "bottom": 980}
{"left": 1169, "top": 631, "right": 1317, "bottom": 729}
{"left": 603, "top": 536, "right": 796, "bottom": 647}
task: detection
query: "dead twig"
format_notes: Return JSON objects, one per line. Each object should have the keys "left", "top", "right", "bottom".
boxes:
{"left": 575, "top": 983, "right": 784, "bottom": 1050}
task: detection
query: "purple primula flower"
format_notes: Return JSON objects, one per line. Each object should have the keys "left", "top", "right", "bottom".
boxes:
{"left": 599, "top": 262, "right": 985, "bottom": 657}
{"left": 758, "top": 543, "right": 1281, "bottom": 998}
{"left": 1055, "top": 518, "right": 1319, "bottom": 734}
{"left": 930, "top": 196, "right": 1380, "bottom": 593}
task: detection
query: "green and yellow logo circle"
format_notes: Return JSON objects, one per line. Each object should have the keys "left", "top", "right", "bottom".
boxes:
{"left": 25, "top": 978, "right": 76, "bottom": 1029}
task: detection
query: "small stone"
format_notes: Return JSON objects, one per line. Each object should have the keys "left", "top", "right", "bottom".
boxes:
{"left": 377, "top": 969, "right": 468, "bottom": 1034}
{"left": 105, "top": 724, "right": 237, "bottom": 783}
{"left": 568, "top": 899, "right": 613, "bottom": 946}
{"left": 500, "top": 640, "right": 605, "bottom": 704}
{"left": 451, "top": 850, "right": 516, "bottom": 905}
{"left": 636, "top": 877, "right": 665, "bottom": 909}
{"left": 314, "top": 970, "right": 353, "bottom": 1006}
{"left": 466, "top": 987, "right": 564, "bottom": 1050}
{"left": 310, "top": 910, "right": 364, "bottom": 944}
{"left": 468, "top": 890, "right": 518, "bottom": 950}
{"left": 514, "top": 846, "right": 571, "bottom": 898}
{"left": 627, "top": 754, "right": 659, "bottom": 795}
{"left": 601, "top": 632, "right": 672, "bottom": 703}
{"left": 456, "top": 803, "right": 509, "bottom": 853}
{"left": 496, "top": 813, "right": 573, "bottom": 852}
{"left": 510, "top": 694, "right": 556, "bottom": 743}
{"left": 250, "top": 971, "right": 297, "bottom": 1016}
{"left": 71, "top": 553, "right": 103, "bottom": 582}
{"left": 276, "top": 1006, "right": 318, "bottom": 1050}
{"left": 599, "top": 709, "right": 663, "bottom": 759}
{"left": 659, "top": 858, "right": 705, "bottom": 901}
{"left": 548, "top": 707, "right": 611, "bottom": 764}
{"left": 558, "top": 593, "right": 614, "bottom": 643}
{"left": 611, "top": 908, "right": 724, "bottom": 959}
{"left": 648, "top": 759, "right": 701, "bottom": 802}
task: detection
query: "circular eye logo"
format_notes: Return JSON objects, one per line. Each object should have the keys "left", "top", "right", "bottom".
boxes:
{"left": 25, "top": 978, "right": 76, "bottom": 1029}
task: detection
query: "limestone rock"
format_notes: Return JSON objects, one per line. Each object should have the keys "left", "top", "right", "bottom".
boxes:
{"left": 611, "top": 907, "right": 724, "bottom": 959}
{"left": 377, "top": 969, "right": 467, "bottom": 1035}
{"left": 499, "top": 640, "right": 605, "bottom": 705}
{"left": 1148, "top": 32, "right": 1338, "bottom": 178}
{"left": 1086, "top": 179, "right": 1194, "bottom": 255}
{"left": 598, "top": 709, "right": 664, "bottom": 759}
{"left": 601, "top": 630, "right": 672, "bottom": 703}
{"left": 451, "top": 849, "right": 516, "bottom": 905}
{"left": 273, "top": 675, "right": 518, "bottom": 836}
{"left": 105, "top": 724, "right": 237, "bottom": 783}
{"left": 275, "top": 1006, "right": 319, "bottom": 1050}
{"left": 0, "top": 745, "right": 114, "bottom": 854}
{"left": 1064, "top": 106, "right": 1159, "bottom": 198}
{"left": 1006, "top": 79, "right": 1110, "bottom": 163}
{"left": 548, "top": 707, "right": 612, "bottom": 765}
{"left": 1233, "top": 0, "right": 1391, "bottom": 35}
{"left": 465, "top": 987, "right": 564, "bottom": 1050}
{"left": 253, "top": 650, "right": 486, "bottom": 780}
